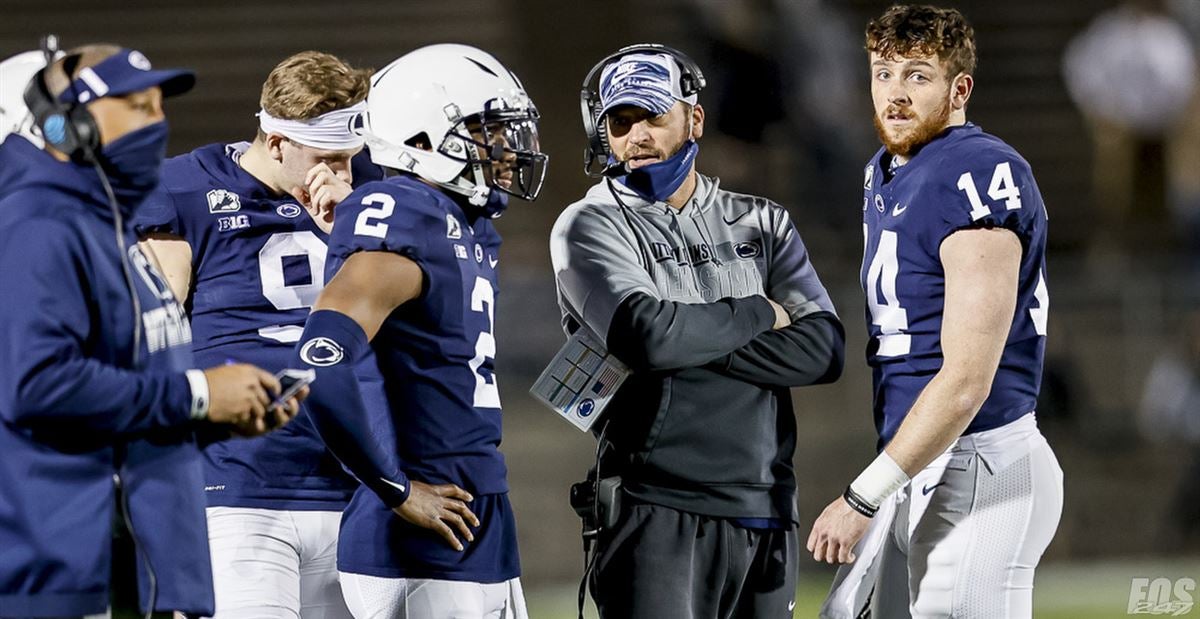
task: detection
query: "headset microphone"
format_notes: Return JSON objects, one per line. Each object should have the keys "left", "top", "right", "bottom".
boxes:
{"left": 601, "top": 161, "right": 629, "bottom": 178}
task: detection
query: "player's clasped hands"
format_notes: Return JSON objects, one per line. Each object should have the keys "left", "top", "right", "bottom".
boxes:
{"left": 296, "top": 162, "right": 354, "bottom": 234}
{"left": 393, "top": 480, "right": 481, "bottom": 552}
{"left": 202, "top": 363, "right": 303, "bottom": 436}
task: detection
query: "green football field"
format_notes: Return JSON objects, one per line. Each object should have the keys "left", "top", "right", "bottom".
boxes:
{"left": 106, "top": 557, "right": 1198, "bottom": 618}
{"left": 524, "top": 558, "right": 1200, "bottom": 618}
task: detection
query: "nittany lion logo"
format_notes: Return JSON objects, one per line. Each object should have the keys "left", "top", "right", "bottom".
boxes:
{"left": 276, "top": 204, "right": 302, "bottom": 218}
{"left": 299, "top": 337, "right": 344, "bottom": 366}
{"left": 578, "top": 398, "right": 595, "bottom": 418}
{"left": 127, "top": 50, "right": 152, "bottom": 71}
{"left": 734, "top": 241, "right": 761, "bottom": 259}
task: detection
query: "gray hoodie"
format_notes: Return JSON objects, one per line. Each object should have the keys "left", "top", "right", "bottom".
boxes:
{"left": 550, "top": 173, "right": 844, "bottom": 520}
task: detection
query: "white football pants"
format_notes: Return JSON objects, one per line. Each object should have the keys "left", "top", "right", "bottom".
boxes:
{"left": 821, "top": 413, "right": 1064, "bottom": 619}
{"left": 338, "top": 573, "right": 528, "bottom": 619}
{"left": 205, "top": 507, "right": 352, "bottom": 619}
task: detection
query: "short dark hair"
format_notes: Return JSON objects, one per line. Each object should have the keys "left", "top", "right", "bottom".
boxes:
{"left": 866, "top": 5, "right": 977, "bottom": 77}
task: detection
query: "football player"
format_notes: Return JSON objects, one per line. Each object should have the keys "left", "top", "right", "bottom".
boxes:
{"left": 135, "top": 51, "right": 381, "bottom": 619}
{"left": 808, "top": 6, "right": 1064, "bottom": 618}
{"left": 290, "top": 44, "right": 546, "bottom": 619}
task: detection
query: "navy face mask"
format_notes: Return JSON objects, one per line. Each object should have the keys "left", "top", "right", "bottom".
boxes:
{"left": 617, "top": 140, "right": 699, "bottom": 203}
{"left": 100, "top": 121, "right": 169, "bottom": 211}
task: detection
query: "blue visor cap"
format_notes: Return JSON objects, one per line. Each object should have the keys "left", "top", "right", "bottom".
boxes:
{"left": 598, "top": 52, "right": 696, "bottom": 118}
{"left": 58, "top": 48, "right": 195, "bottom": 104}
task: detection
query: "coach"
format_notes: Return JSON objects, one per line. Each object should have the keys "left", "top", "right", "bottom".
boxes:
{"left": 0, "top": 44, "right": 299, "bottom": 618}
{"left": 550, "top": 44, "right": 845, "bottom": 619}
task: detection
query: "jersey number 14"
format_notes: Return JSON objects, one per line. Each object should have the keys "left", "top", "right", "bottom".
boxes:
{"left": 864, "top": 162, "right": 1048, "bottom": 357}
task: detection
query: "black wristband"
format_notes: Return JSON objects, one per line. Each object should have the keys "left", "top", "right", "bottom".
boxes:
{"left": 842, "top": 485, "right": 878, "bottom": 518}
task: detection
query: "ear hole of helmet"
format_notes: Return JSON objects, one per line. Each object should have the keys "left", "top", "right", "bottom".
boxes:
{"left": 404, "top": 132, "right": 431, "bottom": 151}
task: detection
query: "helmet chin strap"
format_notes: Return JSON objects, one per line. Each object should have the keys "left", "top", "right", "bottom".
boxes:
{"left": 432, "top": 158, "right": 492, "bottom": 206}
{"left": 425, "top": 132, "right": 508, "bottom": 205}
{"left": 457, "top": 138, "right": 496, "bottom": 205}
{"left": 468, "top": 184, "right": 490, "bottom": 206}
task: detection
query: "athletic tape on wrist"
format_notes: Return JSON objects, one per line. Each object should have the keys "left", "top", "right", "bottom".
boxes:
{"left": 848, "top": 450, "right": 909, "bottom": 510}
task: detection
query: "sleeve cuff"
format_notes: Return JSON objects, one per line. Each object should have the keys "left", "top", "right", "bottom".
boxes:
{"left": 745, "top": 295, "right": 776, "bottom": 331}
{"left": 375, "top": 471, "right": 412, "bottom": 508}
{"left": 185, "top": 369, "right": 210, "bottom": 420}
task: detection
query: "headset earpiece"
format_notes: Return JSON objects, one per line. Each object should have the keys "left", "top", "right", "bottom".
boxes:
{"left": 579, "top": 43, "right": 706, "bottom": 176}
{"left": 22, "top": 49, "right": 100, "bottom": 164}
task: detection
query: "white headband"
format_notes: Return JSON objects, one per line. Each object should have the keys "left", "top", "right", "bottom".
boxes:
{"left": 257, "top": 101, "right": 366, "bottom": 150}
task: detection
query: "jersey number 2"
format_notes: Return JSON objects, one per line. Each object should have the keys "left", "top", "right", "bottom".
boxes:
{"left": 469, "top": 276, "right": 501, "bottom": 408}
{"left": 355, "top": 193, "right": 395, "bottom": 238}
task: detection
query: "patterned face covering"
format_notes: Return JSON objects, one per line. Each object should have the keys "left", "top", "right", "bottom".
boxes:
{"left": 617, "top": 140, "right": 699, "bottom": 203}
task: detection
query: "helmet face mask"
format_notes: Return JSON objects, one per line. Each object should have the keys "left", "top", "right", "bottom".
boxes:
{"left": 359, "top": 44, "right": 548, "bottom": 204}
{"left": 438, "top": 102, "right": 547, "bottom": 202}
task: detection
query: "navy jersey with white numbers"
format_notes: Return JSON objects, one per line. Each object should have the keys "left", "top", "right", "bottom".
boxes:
{"left": 861, "top": 123, "right": 1049, "bottom": 448}
{"left": 327, "top": 174, "right": 518, "bottom": 582}
{"left": 134, "top": 143, "right": 382, "bottom": 510}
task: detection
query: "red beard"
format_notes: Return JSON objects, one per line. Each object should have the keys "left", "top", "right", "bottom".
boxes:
{"left": 873, "top": 98, "right": 951, "bottom": 158}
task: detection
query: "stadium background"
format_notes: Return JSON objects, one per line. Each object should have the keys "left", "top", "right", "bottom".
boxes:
{"left": 3, "top": 0, "right": 1199, "bottom": 616}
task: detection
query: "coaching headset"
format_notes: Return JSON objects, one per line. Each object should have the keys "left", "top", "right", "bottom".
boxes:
{"left": 22, "top": 35, "right": 145, "bottom": 367}
{"left": 579, "top": 43, "right": 706, "bottom": 177}
{"left": 23, "top": 36, "right": 101, "bottom": 164}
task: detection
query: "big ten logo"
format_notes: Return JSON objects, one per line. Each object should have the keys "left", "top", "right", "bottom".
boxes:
{"left": 1128, "top": 577, "right": 1195, "bottom": 615}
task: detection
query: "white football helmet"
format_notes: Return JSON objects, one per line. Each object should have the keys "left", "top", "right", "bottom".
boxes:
{"left": 0, "top": 50, "right": 55, "bottom": 147}
{"left": 358, "top": 44, "right": 547, "bottom": 204}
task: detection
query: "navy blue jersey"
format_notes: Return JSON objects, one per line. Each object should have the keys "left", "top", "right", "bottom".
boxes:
{"left": 861, "top": 124, "right": 1049, "bottom": 447}
{"left": 134, "top": 143, "right": 381, "bottom": 510}
{"left": 327, "top": 175, "right": 517, "bottom": 582}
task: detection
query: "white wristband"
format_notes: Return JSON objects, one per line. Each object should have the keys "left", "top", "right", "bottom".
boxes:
{"left": 185, "top": 369, "right": 210, "bottom": 420}
{"left": 849, "top": 451, "right": 910, "bottom": 509}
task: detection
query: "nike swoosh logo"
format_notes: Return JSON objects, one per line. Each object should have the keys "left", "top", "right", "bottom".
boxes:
{"left": 489, "top": 256, "right": 499, "bottom": 268}
{"left": 723, "top": 209, "right": 752, "bottom": 225}
{"left": 381, "top": 478, "right": 407, "bottom": 493}
{"left": 892, "top": 203, "right": 908, "bottom": 216}
{"left": 787, "top": 601, "right": 796, "bottom": 611}
{"left": 922, "top": 482, "right": 945, "bottom": 496}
